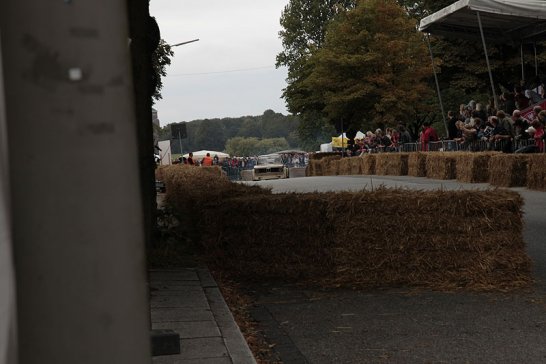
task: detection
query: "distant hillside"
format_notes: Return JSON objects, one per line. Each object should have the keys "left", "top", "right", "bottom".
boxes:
{"left": 158, "top": 109, "right": 301, "bottom": 154}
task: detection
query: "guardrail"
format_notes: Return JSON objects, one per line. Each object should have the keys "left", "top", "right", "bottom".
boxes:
{"left": 382, "top": 138, "right": 543, "bottom": 154}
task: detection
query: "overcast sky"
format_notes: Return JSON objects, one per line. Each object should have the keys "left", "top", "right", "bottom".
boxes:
{"left": 149, "top": 0, "right": 290, "bottom": 126}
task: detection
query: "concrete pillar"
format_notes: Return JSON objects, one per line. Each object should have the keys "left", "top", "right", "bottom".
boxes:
{"left": 0, "top": 1, "right": 151, "bottom": 364}
{"left": 0, "top": 33, "right": 18, "bottom": 364}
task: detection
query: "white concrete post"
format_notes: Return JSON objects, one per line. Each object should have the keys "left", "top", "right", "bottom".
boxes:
{"left": 0, "top": 1, "right": 151, "bottom": 363}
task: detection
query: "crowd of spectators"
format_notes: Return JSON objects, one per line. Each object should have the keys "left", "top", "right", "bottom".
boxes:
{"left": 448, "top": 81, "right": 545, "bottom": 153}
{"left": 343, "top": 80, "right": 546, "bottom": 155}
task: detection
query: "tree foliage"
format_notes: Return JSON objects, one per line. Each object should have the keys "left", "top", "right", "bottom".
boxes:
{"left": 294, "top": 0, "right": 433, "bottom": 130}
{"left": 158, "top": 110, "right": 302, "bottom": 154}
{"left": 151, "top": 39, "right": 174, "bottom": 102}
{"left": 225, "top": 137, "right": 290, "bottom": 156}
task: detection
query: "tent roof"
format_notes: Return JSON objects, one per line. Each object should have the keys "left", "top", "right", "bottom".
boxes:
{"left": 419, "top": 0, "right": 546, "bottom": 43}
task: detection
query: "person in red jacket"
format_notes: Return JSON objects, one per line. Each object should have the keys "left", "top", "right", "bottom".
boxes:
{"left": 201, "top": 152, "right": 213, "bottom": 166}
{"left": 420, "top": 121, "right": 439, "bottom": 151}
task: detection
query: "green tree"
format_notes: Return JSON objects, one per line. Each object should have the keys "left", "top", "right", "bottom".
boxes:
{"left": 152, "top": 39, "right": 174, "bottom": 102}
{"left": 225, "top": 137, "right": 260, "bottom": 156}
{"left": 297, "top": 0, "right": 433, "bottom": 130}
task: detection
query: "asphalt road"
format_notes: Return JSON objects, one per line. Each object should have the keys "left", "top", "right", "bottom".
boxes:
{"left": 243, "top": 175, "right": 546, "bottom": 364}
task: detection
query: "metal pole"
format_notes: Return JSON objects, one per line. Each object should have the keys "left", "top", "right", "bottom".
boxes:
{"left": 521, "top": 43, "right": 525, "bottom": 82}
{"left": 171, "top": 38, "right": 199, "bottom": 47}
{"left": 476, "top": 11, "right": 498, "bottom": 110}
{"left": 178, "top": 131, "right": 183, "bottom": 157}
{"left": 534, "top": 42, "right": 538, "bottom": 76}
{"left": 426, "top": 34, "right": 449, "bottom": 137}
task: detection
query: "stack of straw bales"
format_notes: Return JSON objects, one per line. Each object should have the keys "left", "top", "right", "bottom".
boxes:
{"left": 489, "top": 154, "right": 531, "bottom": 187}
{"left": 375, "top": 153, "right": 409, "bottom": 176}
{"left": 527, "top": 154, "right": 546, "bottom": 190}
{"left": 322, "top": 155, "right": 341, "bottom": 176}
{"left": 426, "top": 153, "right": 456, "bottom": 180}
{"left": 306, "top": 159, "right": 323, "bottom": 177}
{"left": 338, "top": 158, "right": 352, "bottom": 175}
{"left": 360, "top": 154, "right": 376, "bottom": 175}
{"left": 408, "top": 152, "right": 427, "bottom": 177}
{"left": 163, "top": 167, "right": 532, "bottom": 291}
{"left": 455, "top": 152, "right": 495, "bottom": 183}
{"left": 350, "top": 157, "right": 362, "bottom": 175}
{"left": 325, "top": 189, "right": 530, "bottom": 291}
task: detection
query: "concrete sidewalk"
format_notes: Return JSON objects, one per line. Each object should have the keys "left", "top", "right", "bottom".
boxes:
{"left": 150, "top": 268, "right": 256, "bottom": 364}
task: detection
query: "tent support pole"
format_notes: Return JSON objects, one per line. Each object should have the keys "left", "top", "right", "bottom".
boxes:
{"left": 534, "top": 42, "right": 538, "bottom": 77}
{"left": 426, "top": 34, "right": 448, "bottom": 137}
{"left": 476, "top": 11, "right": 498, "bottom": 110}
{"left": 520, "top": 43, "right": 525, "bottom": 81}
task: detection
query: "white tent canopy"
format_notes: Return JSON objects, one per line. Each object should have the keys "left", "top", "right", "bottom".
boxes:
{"left": 419, "top": 0, "right": 546, "bottom": 43}
{"left": 183, "top": 150, "right": 229, "bottom": 160}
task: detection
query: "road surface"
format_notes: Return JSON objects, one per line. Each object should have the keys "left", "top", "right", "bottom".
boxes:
{"left": 243, "top": 175, "right": 546, "bottom": 364}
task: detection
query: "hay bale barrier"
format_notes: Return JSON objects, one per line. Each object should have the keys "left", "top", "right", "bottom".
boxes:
{"left": 426, "top": 153, "right": 456, "bottom": 180}
{"left": 489, "top": 154, "right": 531, "bottom": 187}
{"left": 322, "top": 155, "right": 341, "bottom": 176}
{"left": 408, "top": 152, "right": 427, "bottom": 177}
{"left": 349, "top": 157, "right": 362, "bottom": 175}
{"left": 325, "top": 189, "right": 530, "bottom": 291}
{"left": 527, "top": 154, "right": 546, "bottom": 191}
{"left": 338, "top": 158, "right": 352, "bottom": 176}
{"left": 360, "top": 154, "right": 376, "bottom": 175}
{"left": 455, "top": 152, "right": 493, "bottom": 183}
{"left": 164, "top": 167, "right": 532, "bottom": 291}
{"left": 375, "top": 153, "right": 409, "bottom": 176}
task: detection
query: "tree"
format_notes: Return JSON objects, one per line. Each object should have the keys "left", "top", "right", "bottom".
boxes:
{"left": 151, "top": 38, "right": 174, "bottom": 102}
{"left": 296, "top": 0, "right": 433, "bottom": 131}
{"left": 277, "top": 0, "right": 356, "bottom": 112}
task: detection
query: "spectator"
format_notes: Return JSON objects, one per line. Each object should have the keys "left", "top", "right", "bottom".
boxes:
{"left": 447, "top": 110, "right": 459, "bottom": 140}
{"left": 515, "top": 86, "right": 530, "bottom": 110}
{"left": 496, "top": 110, "right": 514, "bottom": 139}
{"left": 397, "top": 124, "right": 412, "bottom": 144}
{"left": 475, "top": 103, "right": 488, "bottom": 122}
{"left": 489, "top": 116, "right": 512, "bottom": 152}
{"left": 187, "top": 152, "right": 195, "bottom": 165}
{"left": 486, "top": 97, "right": 497, "bottom": 118}
{"left": 512, "top": 110, "right": 529, "bottom": 140}
{"left": 201, "top": 152, "right": 213, "bottom": 166}
{"left": 420, "top": 121, "right": 439, "bottom": 151}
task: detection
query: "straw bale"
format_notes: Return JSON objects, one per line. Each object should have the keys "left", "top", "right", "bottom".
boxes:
{"left": 360, "top": 154, "right": 376, "bottom": 175}
{"left": 338, "top": 158, "right": 352, "bottom": 175}
{"left": 307, "top": 159, "right": 322, "bottom": 176}
{"left": 426, "top": 153, "right": 456, "bottom": 180}
{"left": 375, "top": 153, "right": 409, "bottom": 176}
{"left": 408, "top": 152, "right": 427, "bottom": 177}
{"left": 322, "top": 156, "right": 341, "bottom": 176}
{"left": 349, "top": 157, "right": 362, "bottom": 175}
{"left": 455, "top": 152, "right": 492, "bottom": 183}
{"left": 200, "top": 194, "right": 335, "bottom": 280}
{"left": 324, "top": 189, "right": 530, "bottom": 291}
{"left": 527, "top": 154, "right": 546, "bottom": 191}
{"left": 489, "top": 154, "right": 531, "bottom": 187}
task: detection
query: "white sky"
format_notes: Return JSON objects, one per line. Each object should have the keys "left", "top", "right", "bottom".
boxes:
{"left": 149, "top": 0, "right": 290, "bottom": 126}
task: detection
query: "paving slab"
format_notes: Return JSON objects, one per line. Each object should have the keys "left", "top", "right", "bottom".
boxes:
{"left": 150, "top": 294, "right": 209, "bottom": 309}
{"left": 152, "top": 321, "right": 221, "bottom": 339}
{"left": 151, "top": 308, "right": 215, "bottom": 323}
{"left": 150, "top": 268, "right": 256, "bottom": 364}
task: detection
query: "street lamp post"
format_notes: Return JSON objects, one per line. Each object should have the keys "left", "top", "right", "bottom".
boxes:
{"left": 171, "top": 39, "right": 199, "bottom": 47}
